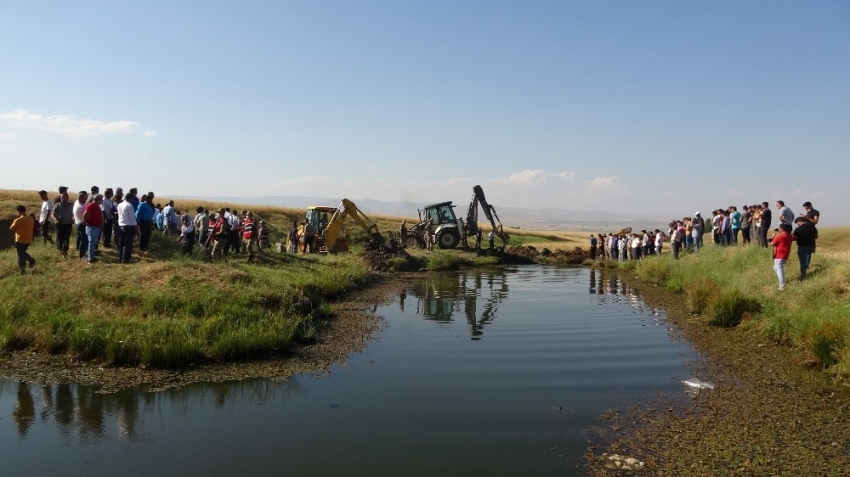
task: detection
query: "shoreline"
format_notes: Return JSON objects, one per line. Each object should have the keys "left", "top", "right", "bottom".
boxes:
{"left": 0, "top": 276, "right": 406, "bottom": 393}
{"left": 585, "top": 262, "right": 850, "bottom": 474}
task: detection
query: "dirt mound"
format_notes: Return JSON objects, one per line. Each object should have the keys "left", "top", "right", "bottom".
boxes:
{"left": 360, "top": 246, "right": 423, "bottom": 272}
{"left": 506, "top": 245, "right": 589, "bottom": 265}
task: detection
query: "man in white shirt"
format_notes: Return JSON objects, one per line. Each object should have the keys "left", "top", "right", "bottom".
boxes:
{"left": 73, "top": 191, "right": 89, "bottom": 259}
{"left": 116, "top": 193, "right": 139, "bottom": 264}
{"left": 38, "top": 190, "right": 55, "bottom": 245}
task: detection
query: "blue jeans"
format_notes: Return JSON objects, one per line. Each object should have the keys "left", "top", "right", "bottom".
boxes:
{"left": 798, "top": 246, "right": 815, "bottom": 279}
{"left": 774, "top": 259, "right": 787, "bottom": 289}
{"left": 731, "top": 228, "right": 739, "bottom": 244}
{"left": 86, "top": 226, "right": 101, "bottom": 262}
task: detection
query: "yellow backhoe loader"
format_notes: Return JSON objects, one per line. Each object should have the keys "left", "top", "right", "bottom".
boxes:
{"left": 307, "top": 199, "right": 385, "bottom": 253}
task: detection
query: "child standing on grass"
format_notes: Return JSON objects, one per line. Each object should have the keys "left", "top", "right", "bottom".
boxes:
{"left": 770, "top": 223, "right": 793, "bottom": 291}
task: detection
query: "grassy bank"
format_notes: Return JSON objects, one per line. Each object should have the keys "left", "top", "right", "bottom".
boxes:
{"left": 0, "top": 230, "right": 371, "bottom": 368}
{"left": 610, "top": 228, "right": 850, "bottom": 378}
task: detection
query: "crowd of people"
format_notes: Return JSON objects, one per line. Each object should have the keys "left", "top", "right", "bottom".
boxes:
{"left": 588, "top": 200, "right": 820, "bottom": 290}
{"left": 8, "top": 185, "right": 282, "bottom": 274}
{"left": 9, "top": 187, "right": 823, "bottom": 292}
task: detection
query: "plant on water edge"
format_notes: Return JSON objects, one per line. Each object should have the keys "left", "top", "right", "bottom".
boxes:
{"left": 708, "top": 289, "right": 761, "bottom": 327}
{"left": 426, "top": 252, "right": 470, "bottom": 271}
{"left": 685, "top": 277, "right": 720, "bottom": 315}
{"left": 635, "top": 257, "right": 671, "bottom": 285}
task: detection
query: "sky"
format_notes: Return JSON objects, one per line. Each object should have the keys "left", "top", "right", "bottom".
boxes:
{"left": 1, "top": 1, "right": 849, "bottom": 224}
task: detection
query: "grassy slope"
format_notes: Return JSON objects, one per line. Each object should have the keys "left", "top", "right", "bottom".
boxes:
{"left": 618, "top": 228, "right": 850, "bottom": 378}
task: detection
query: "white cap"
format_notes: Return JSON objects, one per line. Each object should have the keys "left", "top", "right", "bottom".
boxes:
{"left": 695, "top": 211, "right": 700, "bottom": 215}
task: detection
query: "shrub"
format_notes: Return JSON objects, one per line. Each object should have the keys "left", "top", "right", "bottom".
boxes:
{"left": 803, "top": 321, "right": 847, "bottom": 368}
{"left": 636, "top": 258, "right": 671, "bottom": 285}
{"left": 708, "top": 289, "right": 760, "bottom": 327}
{"left": 685, "top": 277, "right": 720, "bottom": 315}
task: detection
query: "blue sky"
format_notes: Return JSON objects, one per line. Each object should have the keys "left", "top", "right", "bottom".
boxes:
{"left": 2, "top": 1, "right": 848, "bottom": 224}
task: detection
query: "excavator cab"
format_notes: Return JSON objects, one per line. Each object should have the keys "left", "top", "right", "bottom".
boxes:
{"left": 417, "top": 201, "right": 464, "bottom": 249}
{"left": 307, "top": 206, "right": 348, "bottom": 252}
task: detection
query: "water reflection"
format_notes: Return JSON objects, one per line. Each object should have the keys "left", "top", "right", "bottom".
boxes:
{"left": 2, "top": 377, "right": 302, "bottom": 440}
{"left": 589, "top": 269, "right": 662, "bottom": 316}
{"left": 400, "top": 271, "right": 509, "bottom": 340}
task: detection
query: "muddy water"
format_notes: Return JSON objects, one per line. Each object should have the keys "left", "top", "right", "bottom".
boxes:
{"left": 0, "top": 267, "right": 698, "bottom": 476}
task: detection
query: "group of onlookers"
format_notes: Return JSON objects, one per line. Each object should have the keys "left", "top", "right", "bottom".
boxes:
{"left": 588, "top": 200, "right": 821, "bottom": 291}
{"left": 9, "top": 186, "right": 274, "bottom": 273}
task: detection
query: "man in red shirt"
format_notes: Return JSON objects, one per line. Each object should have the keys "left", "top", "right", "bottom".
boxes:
{"left": 83, "top": 194, "right": 104, "bottom": 263}
{"left": 770, "top": 223, "right": 793, "bottom": 291}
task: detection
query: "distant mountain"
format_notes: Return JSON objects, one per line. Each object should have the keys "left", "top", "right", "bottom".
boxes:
{"left": 173, "top": 195, "right": 669, "bottom": 231}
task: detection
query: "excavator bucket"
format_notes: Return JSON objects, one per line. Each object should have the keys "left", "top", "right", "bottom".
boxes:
{"left": 367, "top": 232, "right": 386, "bottom": 250}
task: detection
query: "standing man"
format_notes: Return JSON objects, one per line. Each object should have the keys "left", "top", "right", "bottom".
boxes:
{"left": 589, "top": 234, "right": 598, "bottom": 260}
{"left": 740, "top": 205, "right": 751, "bottom": 245}
{"left": 73, "top": 191, "right": 89, "bottom": 259}
{"left": 304, "top": 219, "right": 316, "bottom": 253}
{"left": 242, "top": 211, "right": 257, "bottom": 261}
{"left": 759, "top": 202, "right": 772, "bottom": 248}
{"left": 691, "top": 213, "right": 703, "bottom": 251}
{"left": 37, "top": 190, "right": 55, "bottom": 245}
{"left": 116, "top": 193, "right": 139, "bottom": 263}
{"left": 210, "top": 208, "right": 229, "bottom": 259}
{"left": 399, "top": 220, "right": 408, "bottom": 248}
{"left": 802, "top": 202, "right": 820, "bottom": 225}
{"left": 52, "top": 192, "right": 75, "bottom": 258}
{"left": 792, "top": 216, "right": 818, "bottom": 280}
{"left": 162, "top": 200, "right": 178, "bottom": 235}
{"left": 777, "top": 200, "right": 795, "bottom": 227}
{"left": 729, "top": 206, "right": 741, "bottom": 244}
{"left": 10, "top": 205, "right": 36, "bottom": 274}
{"left": 135, "top": 193, "right": 155, "bottom": 252}
{"left": 101, "top": 188, "right": 115, "bottom": 248}
{"left": 83, "top": 194, "right": 104, "bottom": 263}
{"left": 194, "top": 207, "right": 209, "bottom": 249}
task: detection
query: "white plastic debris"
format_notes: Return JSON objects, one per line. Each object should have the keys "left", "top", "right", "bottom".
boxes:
{"left": 682, "top": 378, "right": 715, "bottom": 390}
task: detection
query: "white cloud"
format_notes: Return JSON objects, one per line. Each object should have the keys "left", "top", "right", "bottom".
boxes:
{"left": 583, "top": 176, "right": 619, "bottom": 187}
{"left": 143, "top": 130, "right": 157, "bottom": 137}
{"left": 492, "top": 169, "right": 575, "bottom": 185}
{"left": 0, "top": 132, "right": 15, "bottom": 140}
{"left": 0, "top": 109, "right": 140, "bottom": 139}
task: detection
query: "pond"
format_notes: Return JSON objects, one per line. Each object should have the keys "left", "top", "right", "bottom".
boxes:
{"left": 0, "top": 266, "right": 699, "bottom": 476}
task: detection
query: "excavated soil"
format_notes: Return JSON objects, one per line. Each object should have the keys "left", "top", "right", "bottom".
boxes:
{"left": 0, "top": 277, "right": 405, "bottom": 394}
{"left": 506, "top": 245, "right": 590, "bottom": 265}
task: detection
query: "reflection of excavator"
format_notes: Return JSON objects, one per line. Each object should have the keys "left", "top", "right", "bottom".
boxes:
{"left": 314, "top": 199, "right": 385, "bottom": 253}
{"left": 465, "top": 185, "right": 509, "bottom": 248}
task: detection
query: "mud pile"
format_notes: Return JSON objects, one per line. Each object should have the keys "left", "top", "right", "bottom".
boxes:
{"left": 505, "top": 245, "right": 589, "bottom": 265}
{"left": 360, "top": 246, "right": 423, "bottom": 272}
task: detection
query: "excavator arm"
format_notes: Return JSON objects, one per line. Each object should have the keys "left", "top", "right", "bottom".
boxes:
{"left": 465, "top": 185, "right": 509, "bottom": 247}
{"left": 324, "top": 199, "right": 386, "bottom": 251}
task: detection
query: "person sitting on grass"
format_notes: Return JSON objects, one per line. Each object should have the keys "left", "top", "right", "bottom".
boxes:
{"left": 10, "top": 205, "right": 36, "bottom": 274}
{"left": 770, "top": 223, "right": 793, "bottom": 291}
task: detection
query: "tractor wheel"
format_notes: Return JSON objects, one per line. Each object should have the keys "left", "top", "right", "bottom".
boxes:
{"left": 436, "top": 229, "right": 460, "bottom": 249}
{"left": 404, "top": 236, "right": 421, "bottom": 249}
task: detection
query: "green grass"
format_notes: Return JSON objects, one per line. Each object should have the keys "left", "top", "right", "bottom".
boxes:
{"left": 0, "top": 232, "right": 370, "bottom": 368}
{"left": 624, "top": 240, "right": 850, "bottom": 377}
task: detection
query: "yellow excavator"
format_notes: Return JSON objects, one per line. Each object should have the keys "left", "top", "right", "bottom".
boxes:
{"left": 307, "top": 199, "right": 385, "bottom": 253}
